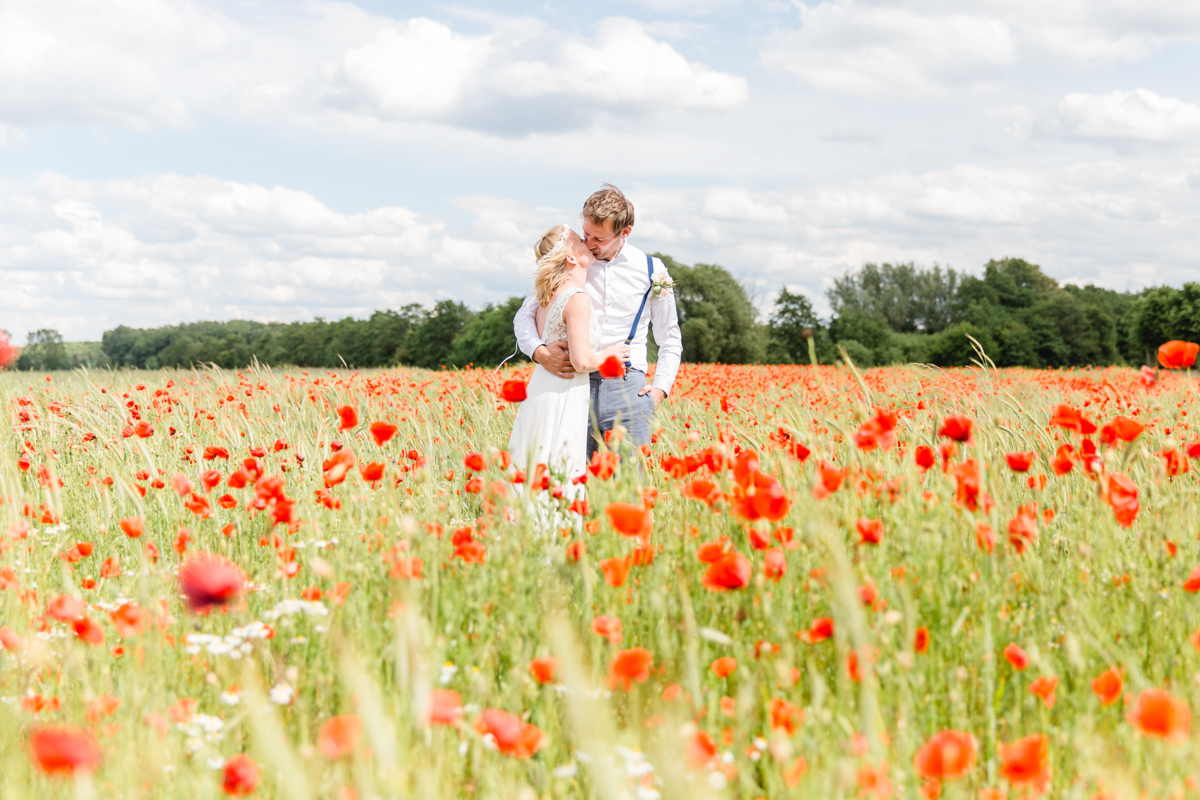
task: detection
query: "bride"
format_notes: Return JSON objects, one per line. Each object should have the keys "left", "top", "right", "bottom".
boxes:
{"left": 508, "top": 224, "right": 629, "bottom": 497}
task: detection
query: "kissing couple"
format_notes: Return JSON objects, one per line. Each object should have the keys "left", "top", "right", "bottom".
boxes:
{"left": 508, "top": 185, "right": 683, "bottom": 499}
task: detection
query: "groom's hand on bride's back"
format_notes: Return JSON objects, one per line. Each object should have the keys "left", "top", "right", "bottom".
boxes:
{"left": 534, "top": 342, "right": 575, "bottom": 379}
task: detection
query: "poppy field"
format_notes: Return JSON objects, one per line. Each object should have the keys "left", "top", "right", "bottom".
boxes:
{"left": 2, "top": 345, "right": 1200, "bottom": 799}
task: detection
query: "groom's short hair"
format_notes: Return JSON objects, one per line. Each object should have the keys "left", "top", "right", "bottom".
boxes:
{"left": 582, "top": 184, "right": 635, "bottom": 234}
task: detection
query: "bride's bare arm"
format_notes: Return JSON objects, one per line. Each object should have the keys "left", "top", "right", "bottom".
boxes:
{"left": 563, "top": 293, "right": 630, "bottom": 373}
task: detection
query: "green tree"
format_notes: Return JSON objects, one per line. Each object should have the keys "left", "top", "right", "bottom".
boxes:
{"left": 656, "top": 255, "right": 766, "bottom": 364}
{"left": 16, "top": 329, "right": 69, "bottom": 371}
{"left": 448, "top": 297, "right": 526, "bottom": 369}
{"left": 404, "top": 301, "right": 473, "bottom": 369}
{"left": 767, "top": 287, "right": 819, "bottom": 363}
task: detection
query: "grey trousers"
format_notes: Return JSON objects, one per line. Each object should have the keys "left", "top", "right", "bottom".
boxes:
{"left": 588, "top": 368, "right": 656, "bottom": 458}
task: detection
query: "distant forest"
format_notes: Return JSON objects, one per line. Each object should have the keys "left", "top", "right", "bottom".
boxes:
{"left": 11, "top": 255, "right": 1200, "bottom": 372}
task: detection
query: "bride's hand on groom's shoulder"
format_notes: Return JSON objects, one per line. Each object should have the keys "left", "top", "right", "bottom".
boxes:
{"left": 534, "top": 342, "right": 575, "bottom": 379}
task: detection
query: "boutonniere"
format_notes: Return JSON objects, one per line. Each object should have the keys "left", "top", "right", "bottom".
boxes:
{"left": 650, "top": 271, "right": 674, "bottom": 298}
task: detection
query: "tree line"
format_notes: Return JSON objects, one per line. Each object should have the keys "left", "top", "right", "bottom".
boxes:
{"left": 10, "top": 255, "right": 1198, "bottom": 372}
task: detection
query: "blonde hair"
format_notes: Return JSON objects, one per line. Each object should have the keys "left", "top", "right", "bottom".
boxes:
{"left": 532, "top": 225, "right": 573, "bottom": 306}
{"left": 582, "top": 184, "right": 634, "bottom": 235}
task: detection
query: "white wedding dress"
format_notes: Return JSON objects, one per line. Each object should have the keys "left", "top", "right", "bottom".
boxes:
{"left": 508, "top": 286, "right": 600, "bottom": 500}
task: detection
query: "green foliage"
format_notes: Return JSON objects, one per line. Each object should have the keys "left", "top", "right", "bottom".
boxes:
{"left": 448, "top": 297, "right": 528, "bottom": 369}
{"left": 15, "top": 329, "right": 69, "bottom": 371}
{"left": 924, "top": 322, "right": 996, "bottom": 367}
{"left": 829, "top": 261, "right": 961, "bottom": 333}
{"left": 655, "top": 254, "right": 766, "bottom": 364}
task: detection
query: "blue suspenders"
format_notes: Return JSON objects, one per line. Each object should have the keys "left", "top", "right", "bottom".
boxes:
{"left": 624, "top": 254, "right": 655, "bottom": 369}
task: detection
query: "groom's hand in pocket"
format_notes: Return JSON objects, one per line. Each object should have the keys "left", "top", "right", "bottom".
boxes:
{"left": 638, "top": 386, "right": 666, "bottom": 409}
{"left": 534, "top": 342, "right": 575, "bottom": 379}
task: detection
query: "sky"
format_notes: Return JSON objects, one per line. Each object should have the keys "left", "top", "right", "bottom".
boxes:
{"left": 2, "top": 0, "right": 1199, "bottom": 342}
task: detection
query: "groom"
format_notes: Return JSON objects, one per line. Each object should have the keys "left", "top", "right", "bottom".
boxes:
{"left": 513, "top": 184, "right": 683, "bottom": 457}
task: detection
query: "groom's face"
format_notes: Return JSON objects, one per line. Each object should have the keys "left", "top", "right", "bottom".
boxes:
{"left": 582, "top": 218, "right": 630, "bottom": 262}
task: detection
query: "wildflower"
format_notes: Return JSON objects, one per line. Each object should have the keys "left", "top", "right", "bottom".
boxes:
{"left": 702, "top": 551, "right": 751, "bottom": 591}
{"left": 606, "top": 502, "right": 652, "bottom": 538}
{"left": 530, "top": 657, "right": 558, "bottom": 684}
{"left": 474, "top": 709, "right": 542, "bottom": 758}
{"left": 119, "top": 516, "right": 144, "bottom": 538}
{"left": 1091, "top": 667, "right": 1123, "bottom": 705}
{"left": 427, "top": 689, "right": 463, "bottom": 726}
{"left": 799, "top": 617, "right": 834, "bottom": 644}
{"left": 501, "top": 378, "right": 527, "bottom": 402}
{"left": 336, "top": 405, "right": 358, "bottom": 430}
{"left": 1049, "top": 404, "right": 1096, "bottom": 435}
{"left": 1007, "top": 504, "right": 1038, "bottom": 553}
{"left": 763, "top": 548, "right": 787, "bottom": 582}
{"left": 711, "top": 656, "right": 737, "bottom": 677}
{"left": 1029, "top": 676, "right": 1058, "bottom": 709}
{"left": 73, "top": 615, "right": 105, "bottom": 645}
{"left": 46, "top": 594, "right": 86, "bottom": 622}
{"left": 856, "top": 517, "right": 883, "bottom": 545}
{"left": 222, "top": 754, "right": 259, "bottom": 796}
{"left": 317, "top": 714, "right": 362, "bottom": 759}
{"left": 29, "top": 726, "right": 102, "bottom": 776}
{"left": 999, "top": 734, "right": 1051, "bottom": 792}
{"left": 178, "top": 553, "right": 246, "bottom": 612}
{"left": 598, "top": 355, "right": 625, "bottom": 379}
{"left": 1004, "top": 452, "right": 1035, "bottom": 472}
{"left": 1003, "top": 643, "right": 1029, "bottom": 670}
{"left": 1103, "top": 473, "right": 1140, "bottom": 527}
{"left": 813, "top": 460, "right": 848, "bottom": 499}
{"left": 914, "top": 445, "right": 936, "bottom": 472}
{"left": 976, "top": 523, "right": 995, "bottom": 554}
{"left": 369, "top": 421, "right": 398, "bottom": 445}
{"left": 914, "top": 627, "right": 929, "bottom": 654}
{"left": 1127, "top": 688, "right": 1191, "bottom": 743}
{"left": 769, "top": 697, "right": 804, "bottom": 734}
{"left": 464, "top": 452, "right": 486, "bottom": 472}
{"left": 686, "top": 730, "right": 718, "bottom": 769}
{"left": 938, "top": 415, "right": 973, "bottom": 443}
{"left": 1099, "top": 416, "right": 1144, "bottom": 445}
{"left": 0, "top": 625, "right": 26, "bottom": 651}
{"left": 610, "top": 647, "right": 653, "bottom": 690}
{"left": 591, "top": 615, "right": 623, "bottom": 645}
{"left": 599, "top": 557, "right": 631, "bottom": 588}
{"left": 853, "top": 408, "right": 898, "bottom": 451}
{"left": 1158, "top": 340, "right": 1199, "bottom": 369}
{"left": 914, "top": 729, "right": 976, "bottom": 782}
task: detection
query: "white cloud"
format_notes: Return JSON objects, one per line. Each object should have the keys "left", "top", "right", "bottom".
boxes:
{"left": 763, "top": 0, "right": 1200, "bottom": 97}
{"left": 1050, "top": 89, "right": 1200, "bottom": 145}
{"left": 323, "top": 16, "right": 747, "bottom": 130}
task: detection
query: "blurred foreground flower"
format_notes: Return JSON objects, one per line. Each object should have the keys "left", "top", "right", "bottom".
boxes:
{"left": 178, "top": 553, "right": 246, "bottom": 612}
{"left": 29, "top": 726, "right": 101, "bottom": 776}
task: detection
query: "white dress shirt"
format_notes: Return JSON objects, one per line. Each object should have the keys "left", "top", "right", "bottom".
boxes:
{"left": 514, "top": 242, "right": 684, "bottom": 396}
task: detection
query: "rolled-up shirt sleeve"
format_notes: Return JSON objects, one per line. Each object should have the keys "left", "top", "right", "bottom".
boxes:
{"left": 513, "top": 292, "right": 544, "bottom": 359}
{"left": 648, "top": 268, "right": 683, "bottom": 396}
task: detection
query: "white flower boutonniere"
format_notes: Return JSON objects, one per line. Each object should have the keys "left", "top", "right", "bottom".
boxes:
{"left": 650, "top": 271, "right": 674, "bottom": 298}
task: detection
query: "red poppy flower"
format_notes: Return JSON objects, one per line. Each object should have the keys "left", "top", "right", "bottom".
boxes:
{"left": 1091, "top": 667, "right": 1123, "bottom": 705}
{"left": 813, "top": 460, "right": 848, "bottom": 499}
{"left": 1003, "top": 643, "right": 1029, "bottom": 670}
{"left": 1049, "top": 404, "right": 1097, "bottom": 434}
{"left": 1029, "top": 675, "right": 1058, "bottom": 709}
{"left": 1100, "top": 416, "right": 1144, "bottom": 444}
{"left": 501, "top": 378, "right": 527, "bottom": 402}
{"left": 46, "top": 594, "right": 86, "bottom": 622}
{"left": 711, "top": 656, "right": 737, "bottom": 678}
{"left": 203, "top": 446, "right": 230, "bottom": 461}
{"left": 29, "top": 726, "right": 101, "bottom": 775}
{"left": 359, "top": 462, "right": 385, "bottom": 483}
{"left": 474, "top": 709, "right": 542, "bottom": 758}
{"left": 222, "top": 754, "right": 260, "bottom": 796}
{"left": 914, "top": 729, "right": 976, "bottom": 781}
{"left": 701, "top": 551, "right": 751, "bottom": 591}
{"left": 119, "top": 516, "right": 144, "bottom": 539}
{"left": 687, "top": 730, "right": 718, "bottom": 769}
{"left": 530, "top": 657, "right": 558, "bottom": 684}
{"left": 1, "top": 625, "right": 26, "bottom": 651}
{"left": 853, "top": 408, "right": 898, "bottom": 451}
{"left": 1127, "top": 687, "right": 1191, "bottom": 743}
{"left": 427, "top": 689, "right": 463, "bottom": 726}
{"left": 1007, "top": 503, "right": 1038, "bottom": 553}
{"left": 72, "top": 615, "right": 105, "bottom": 645}
{"left": 1158, "top": 340, "right": 1199, "bottom": 369}
{"left": 591, "top": 614, "right": 623, "bottom": 645}
{"left": 914, "top": 626, "right": 930, "bottom": 654}
{"left": 598, "top": 355, "right": 625, "bottom": 378}
{"left": 610, "top": 647, "right": 653, "bottom": 690}
{"left": 1004, "top": 451, "right": 1035, "bottom": 472}
{"left": 914, "top": 445, "right": 936, "bottom": 472}
{"left": 938, "top": 416, "right": 973, "bottom": 443}
{"left": 599, "top": 556, "right": 631, "bottom": 587}
{"left": 763, "top": 548, "right": 787, "bottom": 582}
{"left": 178, "top": 553, "right": 246, "bottom": 612}
{"left": 999, "top": 734, "right": 1050, "bottom": 790}
{"left": 369, "top": 421, "right": 398, "bottom": 446}
{"left": 769, "top": 697, "right": 804, "bottom": 734}
{"left": 1104, "top": 473, "right": 1140, "bottom": 527}
{"left": 799, "top": 617, "right": 834, "bottom": 644}
{"left": 856, "top": 517, "right": 883, "bottom": 545}
{"left": 335, "top": 404, "right": 358, "bottom": 430}
{"left": 606, "top": 502, "right": 652, "bottom": 538}
{"left": 317, "top": 714, "right": 362, "bottom": 759}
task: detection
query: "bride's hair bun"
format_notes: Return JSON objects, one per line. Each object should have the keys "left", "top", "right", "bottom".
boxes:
{"left": 533, "top": 225, "right": 573, "bottom": 306}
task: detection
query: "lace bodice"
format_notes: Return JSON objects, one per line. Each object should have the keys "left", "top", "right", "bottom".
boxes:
{"left": 542, "top": 287, "right": 601, "bottom": 350}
